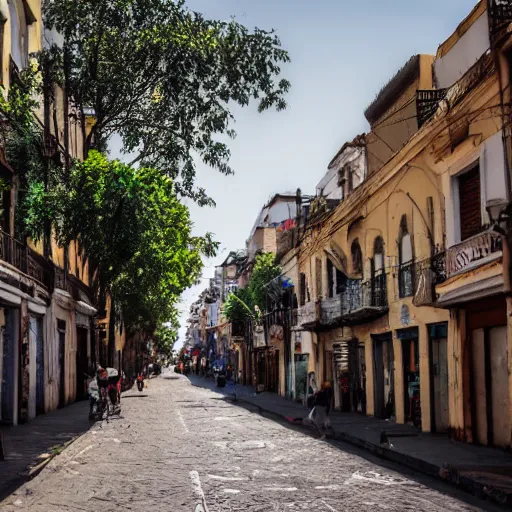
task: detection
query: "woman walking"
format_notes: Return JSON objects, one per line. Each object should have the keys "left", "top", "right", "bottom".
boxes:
{"left": 304, "top": 382, "right": 333, "bottom": 439}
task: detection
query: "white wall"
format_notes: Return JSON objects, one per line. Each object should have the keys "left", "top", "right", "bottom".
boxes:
{"left": 434, "top": 11, "right": 490, "bottom": 89}
{"left": 317, "top": 146, "right": 366, "bottom": 200}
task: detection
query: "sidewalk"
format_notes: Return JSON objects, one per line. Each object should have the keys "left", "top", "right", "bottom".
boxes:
{"left": 189, "top": 374, "right": 512, "bottom": 507}
{"left": 0, "top": 400, "right": 90, "bottom": 501}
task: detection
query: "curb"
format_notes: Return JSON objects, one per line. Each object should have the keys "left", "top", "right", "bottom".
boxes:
{"left": 237, "top": 395, "right": 512, "bottom": 508}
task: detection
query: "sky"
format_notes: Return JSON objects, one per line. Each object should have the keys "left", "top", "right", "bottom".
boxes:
{"left": 169, "top": 0, "right": 478, "bottom": 349}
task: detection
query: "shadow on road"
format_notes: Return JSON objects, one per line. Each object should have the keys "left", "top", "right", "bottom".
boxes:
{"left": 0, "top": 400, "right": 92, "bottom": 503}
{"left": 185, "top": 375, "right": 507, "bottom": 512}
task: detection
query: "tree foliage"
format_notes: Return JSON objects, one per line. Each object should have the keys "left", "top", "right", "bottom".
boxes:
{"left": 54, "top": 151, "right": 217, "bottom": 330}
{"left": 154, "top": 324, "right": 179, "bottom": 356}
{"left": 223, "top": 253, "right": 280, "bottom": 322}
{"left": 43, "top": 0, "right": 290, "bottom": 204}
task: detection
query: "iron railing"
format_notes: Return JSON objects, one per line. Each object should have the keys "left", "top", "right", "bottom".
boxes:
{"left": 297, "top": 301, "right": 319, "bottom": 326}
{"left": 0, "top": 230, "right": 51, "bottom": 288}
{"left": 445, "top": 231, "right": 502, "bottom": 279}
{"left": 398, "top": 261, "right": 415, "bottom": 298}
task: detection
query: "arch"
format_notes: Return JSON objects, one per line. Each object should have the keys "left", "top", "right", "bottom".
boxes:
{"left": 398, "top": 214, "right": 413, "bottom": 264}
{"left": 351, "top": 238, "right": 363, "bottom": 276}
{"left": 373, "top": 236, "right": 385, "bottom": 272}
{"left": 9, "top": 0, "right": 28, "bottom": 69}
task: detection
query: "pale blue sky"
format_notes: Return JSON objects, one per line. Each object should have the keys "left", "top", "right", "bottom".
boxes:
{"left": 172, "top": 0, "right": 477, "bottom": 348}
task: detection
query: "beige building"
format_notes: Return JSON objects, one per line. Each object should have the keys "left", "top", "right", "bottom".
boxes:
{"left": 294, "top": 0, "right": 512, "bottom": 448}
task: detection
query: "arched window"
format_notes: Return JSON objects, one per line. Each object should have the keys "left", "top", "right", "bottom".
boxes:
{"left": 9, "top": 0, "right": 28, "bottom": 70}
{"left": 351, "top": 239, "right": 363, "bottom": 276}
{"left": 398, "top": 215, "right": 414, "bottom": 298}
{"left": 371, "top": 236, "right": 386, "bottom": 307}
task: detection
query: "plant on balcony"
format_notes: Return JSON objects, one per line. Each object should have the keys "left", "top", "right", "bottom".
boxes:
{"left": 223, "top": 252, "right": 280, "bottom": 323}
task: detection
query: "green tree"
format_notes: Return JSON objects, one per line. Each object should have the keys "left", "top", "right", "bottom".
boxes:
{"left": 43, "top": 0, "right": 290, "bottom": 204}
{"left": 222, "top": 287, "right": 254, "bottom": 323}
{"left": 154, "top": 324, "right": 179, "bottom": 356}
{"left": 248, "top": 252, "right": 281, "bottom": 312}
{"left": 223, "top": 253, "right": 280, "bottom": 322}
{"left": 53, "top": 151, "right": 218, "bottom": 330}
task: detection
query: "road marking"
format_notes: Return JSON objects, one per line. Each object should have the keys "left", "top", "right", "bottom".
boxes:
{"left": 266, "top": 487, "right": 298, "bottom": 492}
{"left": 315, "top": 485, "right": 340, "bottom": 490}
{"left": 208, "top": 475, "right": 248, "bottom": 481}
{"left": 177, "top": 410, "right": 189, "bottom": 433}
{"left": 223, "top": 489, "right": 241, "bottom": 494}
{"left": 189, "top": 471, "right": 209, "bottom": 512}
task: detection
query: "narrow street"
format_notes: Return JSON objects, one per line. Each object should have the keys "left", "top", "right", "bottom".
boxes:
{"left": 0, "top": 370, "right": 503, "bottom": 512}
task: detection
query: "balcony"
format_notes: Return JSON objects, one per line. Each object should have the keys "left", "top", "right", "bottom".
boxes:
{"left": 321, "top": 294, "right": 343, "bottom": 326}
{"left": 0, "top": 230, "right": 51, "bottom": 289}
{"left": 445, "top": 231, "right": 502, "bottom": 279}
{"left": 435, "top": 231, "right": 505, "bottom": 307}
{"left": 297, "top": 301, "right": 320, "bottom": 329}
{"left": 316, "top": 275, "right": 389, "bottom": 329}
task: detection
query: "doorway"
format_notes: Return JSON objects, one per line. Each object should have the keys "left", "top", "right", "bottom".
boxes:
{"left": 471, "top": 326, "right": 510, "bottom": 446}
{"left": 1, "top": 308, "right": 18, "bottom": 424}
{"left": 57, "top": 320, "right": 66, "bottom": 408}
{"left": 373, "top": 333, "right": 394, "bottom": 419}
{"left": 399, "top": 329, "right": 420, "bottom": 427}
{"left": 28, "top": 316, "right": 44, "bottom": 419}
{"left": 429, "top": 323, "right": 448, "bottom": 433}
{"left": 76, "top": 327, "right": 89, "bottom": 401}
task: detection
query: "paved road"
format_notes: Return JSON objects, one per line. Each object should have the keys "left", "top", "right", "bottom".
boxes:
{"left": 0, "top": 370, "right": 503, "bottom": 511}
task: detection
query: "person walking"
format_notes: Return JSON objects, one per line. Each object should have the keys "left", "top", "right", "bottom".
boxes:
{"left": 304, "top": 382, "right": 333, "bottom": 440}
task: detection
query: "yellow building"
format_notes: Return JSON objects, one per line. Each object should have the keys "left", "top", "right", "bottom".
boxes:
{"left": 296, "top": 0, "right": 512, "bottom": 447}
{"left": 0, "top": 0, "right": 99, "bottom": 424}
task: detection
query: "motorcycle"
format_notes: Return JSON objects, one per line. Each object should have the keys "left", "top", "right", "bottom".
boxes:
{"left": 106, "top": 367, "right": 121, "bottom": 415}
{"left": 137, "top": 372, "right": 145, "bottom": 392}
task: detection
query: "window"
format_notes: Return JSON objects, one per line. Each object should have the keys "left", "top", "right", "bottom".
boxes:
{"left": 371, "top": 236, "right": 386, "bottom": 307}
{"left": 9, "top": 0, "right": 29, "bottom": 70}
{"left": 327, "top": 259, "right": 334, "bottom": 298}
{"left": 335, "top": 268, "right": 346, "bottom": 295}
{"left": 299, "top": 273, "right": 306, "bottom": 306}
{"left": 398, "top": 215, "right": 414, "bottom": 298}
{"left": 351, "top": 239, "right": 363, "bottom": 276}
{"left": 458, "top": 165, "right": 482, "bottom": 241}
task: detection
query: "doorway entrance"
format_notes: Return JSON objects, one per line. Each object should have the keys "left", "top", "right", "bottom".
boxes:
{"left": 1, "top": 308, "right": 18, "bottom": 424}
{"left": 471, "top": 325, "right": 510, "bottom": 446}
{"left": 398, "top": 328, "right": 420, "bottom": 427}
{"left": 429, "top": 323, "right": 449, "bottom": 433}
{"left": 373, "top": 333, "right": 394, "bottom": 419}
{"left": 76, "top": 327, "right": 89, "bottom": 401}
{"left": 57, "top": 320, "right": 66, "bottom": 408}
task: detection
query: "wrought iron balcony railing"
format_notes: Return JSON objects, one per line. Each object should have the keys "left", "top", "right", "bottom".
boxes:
{"left": 297, "top": 301, "right": 319, "bottom": 327}
{"left": 398, "top": 261, "right": 415, "bottom": 298}
{"left": 0, "top": 230, "right": 50, "bottom": 288}
{"left": 445, "top": 231, "right": 502, "bottom": 279}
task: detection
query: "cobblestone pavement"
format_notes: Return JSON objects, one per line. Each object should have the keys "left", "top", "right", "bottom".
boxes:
{"left": 0, "top": 370, "right": 504, "bottom": 512}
